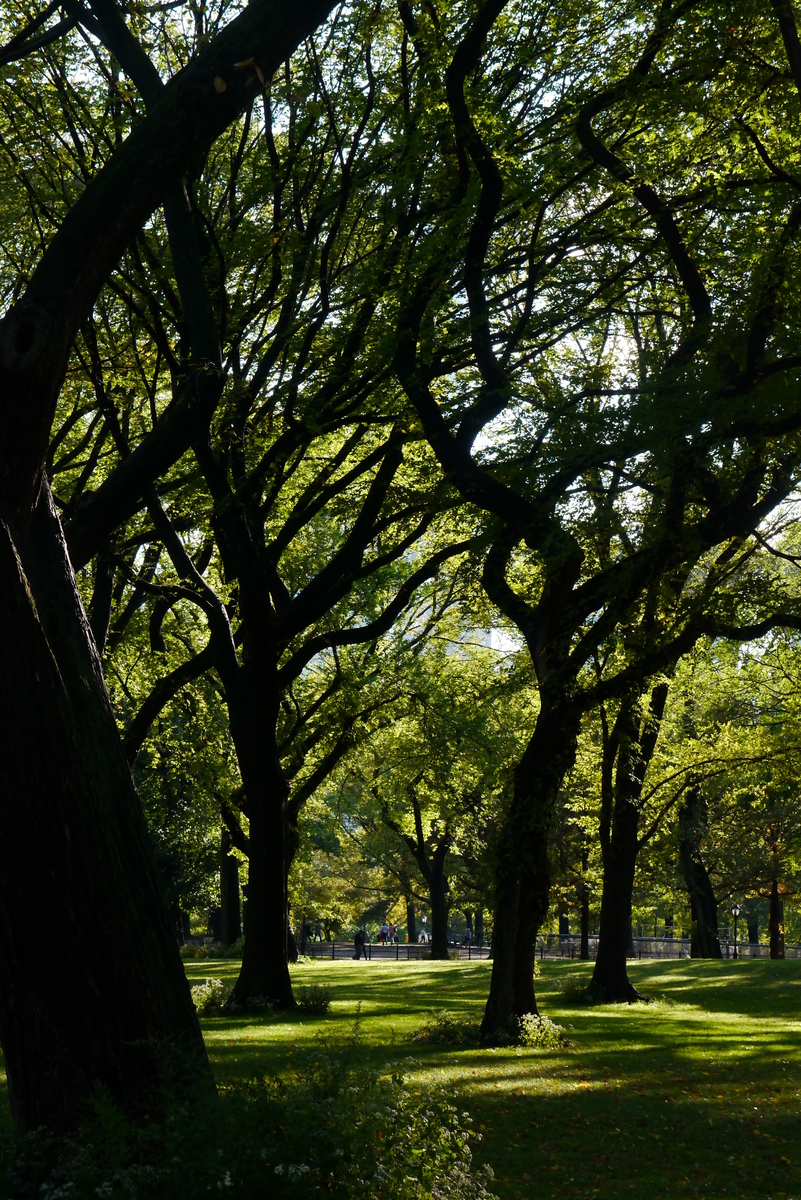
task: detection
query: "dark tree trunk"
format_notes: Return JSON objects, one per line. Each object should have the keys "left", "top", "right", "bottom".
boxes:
{"left": 579, "top": 843, "right": 590, "bottom": 960}
{"left": 228, "top": 680, "right": 293, "bottom": 1008}
{"left": 558, "top": 903, "right": 570, "bottom": 939}
{"left": 747, "top": 918, "right": 758, "bottom": 945}
{"left": 678, "top": 788, "right": 721, "bottom": 959}
{"left": 475, "top": 906, "right": 484, "bottom": 946}
{"left": 593, "top": 683, "right": 668, "bottom": 1001}
{"left": 388, "top": 796, "right": 450, "bottom": 959}
{"left": 481, "top": 698, "right": 580, "bottom": 1037}
{"left": 219, "top": 829, "right": 241, "bottom": 946}
{"left": 430, "top": 866, "right": 450, "bottom": 959}
{"left": 769, "top": 879, "right": 785, "bottom": 960}
{"left": 0, "top": 489, "right": 212, "bottom": 1131}
{"left": 592, "top": 794, "right": 641, "bottom": 1000}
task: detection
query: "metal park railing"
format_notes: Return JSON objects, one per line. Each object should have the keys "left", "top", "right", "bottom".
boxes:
{"left": 537, "top": 934, "right": 801, "bottom": 961}
{"left": 299, "top": 934, "right": 801, "bottom": 963}
{"left": 300, "top": 940, "right": 492, "bottom": 961}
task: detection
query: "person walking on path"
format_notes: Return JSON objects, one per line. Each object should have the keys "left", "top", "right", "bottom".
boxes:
{"left": 380, "top": 921, "right": 389, "bottom": 945}
{"left": 353, "top": 928, "right": 367, "bottom": 959}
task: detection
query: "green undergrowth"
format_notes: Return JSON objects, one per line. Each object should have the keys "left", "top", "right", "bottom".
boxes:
{"left": 2, "top": 959, "right": 801, "bottom": 1199}
{"left": 187, "top": 958, "right": 801, "bottom": 1200}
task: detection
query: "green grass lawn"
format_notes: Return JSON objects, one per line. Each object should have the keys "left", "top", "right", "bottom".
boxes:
{"left": 185, "top": 957, "right": 801, "bottom": 1200}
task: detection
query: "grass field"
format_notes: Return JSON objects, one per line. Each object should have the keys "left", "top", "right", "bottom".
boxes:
{"left": 184, "top": 957, "right": 801, "bottom": 1200}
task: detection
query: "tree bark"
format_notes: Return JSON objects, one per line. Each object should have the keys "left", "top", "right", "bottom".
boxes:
{"left": 678, "top": 788, "right": 722, "bottom": 959}
{"left": 429, "top": 854, "right": 450, "bottom": 959}
{"left": 219, "top": 829, "right": 241, "bottom": 946}
{"left": 579, "top": 842, "right": 590, "bottom": 960}
{"left": 481, "top": 697, "right": 580, "bottom": 1037}
{"left": 228, "top": 679, "right": 293, "bottom": 1008}
{"left": 769, "top": 878, "right": 785, "bottom": 959}
{"left": 0, "top": 487, "right": 212, "bottom": 1130}
{"left": 592, "top": 683, "right": 669, "bottom": 1000}
{"left": 592, "top": 792, "right": 641, "bottom": 999}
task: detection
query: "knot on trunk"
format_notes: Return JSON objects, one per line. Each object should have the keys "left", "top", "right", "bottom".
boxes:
{"left": 0, "top": 302, "right": 52, "bottom": 373}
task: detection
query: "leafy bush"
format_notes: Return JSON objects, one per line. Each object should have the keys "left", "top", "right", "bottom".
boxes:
{"left": 220, "top": 936, "right": 245, "bottom": 959}
{"left": 179, "top": 942, "right": 209, "bottom": 960}
{"left": 517, "top": 1012, "right": 570, "bottom": 1050}
{"left": 190, "top": 977, "right": 232, "bottom": 1016}
{"left": 411, "top": 1010, "right": 480, "bottom": 1047}
{"left": 3, "top": 1031, "right": 497, "bottom": 1200}
{"left": 295, "top": 982, "right": 332, "bottom": 1014}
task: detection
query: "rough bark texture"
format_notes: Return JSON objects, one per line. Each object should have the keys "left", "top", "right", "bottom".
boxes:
{"left": 480, "top": 698, "right": 579, "bottom": 1037}
{"left": 579, "top": 844, "right": 590, "bottom": 960}
{"left": 592, "top": 683, "right": 668, "bottom": 1000}
{"left": 592, "top": 795, "right": 641, "bottom": 999}
{"left": 219, "top": 829, "right": 241, "bottom": 946}
{"left": 385, "top": 795, "right": 450, "bottom": 959}
{"left": 0, "top": 487, "right": 212, "bottom": 1130}
{"left": 678, "top": 789, "right": 722, "bottom": 959}
{"left": 228, "top": 679, "right": 293, "bottom": 1008}
{"left": 429, "top": 864, "right": 450, "bottom": 960}
{"left": 769, "top": 878, "right": 785, "bottom": 959}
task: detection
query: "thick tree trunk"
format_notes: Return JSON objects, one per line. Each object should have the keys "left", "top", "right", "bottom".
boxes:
{"left": 0, "top": 489, "right": 211, "bottom": 1131}
{"left": 769, "top": 879, "right": 785, "bottom": 960}
{"left": 229, "top": 703, "right": 293, "bottom": 1005}
{"left": 592, "top": 795, "right": 642, "bottom": 1000}
{"left": 429, "top": 869, "right": 450, "bottom": 959}
{"left": 678, "top": 789, "right": 721, "bottom": 959}
{"left": 579, "top": 843, "right": 590, "bottom": 960}
{"left": 592, "top": 683, "right": 669, "bottom": 1000}
{"left": 481, "top": 699, "right": 579, "bottom": 1037}
{"left": 475, "top": 906, "right": 484, "bottom": 946}
{"left": 219, "top": 829, "right": 241, "bottom": 946}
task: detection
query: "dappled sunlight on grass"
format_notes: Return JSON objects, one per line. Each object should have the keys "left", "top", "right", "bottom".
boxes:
{"left": 184, "top": 957, "right": 801, "bottom": 1199}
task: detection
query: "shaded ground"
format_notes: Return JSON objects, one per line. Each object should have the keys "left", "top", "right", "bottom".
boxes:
{"left": 187, "top": 958, "right": 801, "bottom": 1200}
{"left": 0, "top": 958, "right": 798, "bottom": 1198}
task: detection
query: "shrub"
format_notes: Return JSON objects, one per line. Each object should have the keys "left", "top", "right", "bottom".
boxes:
{"left": 3, "top": 1031, "right": 498, "bottom": 1200}
{"left": 295, "top": 982, "right": 332, "bottom": 1014}
{"left": 517, "top": 1012, "right": 570, "bottom": 1050}
{"left": 221, "top": 936, "right": 245, "bottom": 959}
{"left": 190, "top": 977, "right": 232, "bottom": 1016}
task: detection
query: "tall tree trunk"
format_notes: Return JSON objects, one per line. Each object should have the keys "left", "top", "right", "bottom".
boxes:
{"left": 592, "top": 792, "right": 642, "bottom": 999}
{"left": 219, "top": 829, "right": 241, "bottom": 946}
{"left": 579, "top": 842, "right": 590, "bottom": 961}
{"left": 678, "top": 788, "right": 721, "bottom": 959}
{"left": 592, "top": 682, "right": 669, "bottom": 999}
{"left": 228, "top": 680, "right": 293, "bottom": 1008}
{"left": 430, "top": 864, "right": 450, "bottom": 959}
{"left": 481, "top": 698, "right": 579, "bottom": 1037}
{"left": 0, "top": 489, "right": 212, "bottom": 1131}
{"left": 475, "top": 906, "right": 484, "bottom": 946}
{"left": 769, "top": 878, "right": 785, "bottom": 960}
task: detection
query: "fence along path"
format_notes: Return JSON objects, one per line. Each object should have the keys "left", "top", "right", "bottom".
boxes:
{"left": 300, "top": 935, "right": 801, "bottom": 962}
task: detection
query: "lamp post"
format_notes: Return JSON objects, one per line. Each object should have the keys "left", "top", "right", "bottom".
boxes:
{"left": 732, "top": 903, "right": 741, "bottom": 960}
